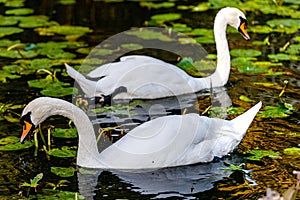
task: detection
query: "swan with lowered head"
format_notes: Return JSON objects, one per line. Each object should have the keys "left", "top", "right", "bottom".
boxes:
{"left": 20, "top": 97, "right": 261, "bottom": 169}
{"left": 65, "top": 7, "right": 250, "bottom": 100}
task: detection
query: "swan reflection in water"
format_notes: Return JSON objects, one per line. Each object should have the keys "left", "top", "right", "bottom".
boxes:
{"left": 78, "top": 155, "right": 243, "bottom": 199}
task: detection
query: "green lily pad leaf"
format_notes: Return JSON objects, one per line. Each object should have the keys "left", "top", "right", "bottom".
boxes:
{"left": 253, "top": 82, "right": 277, "bottom": 87}
{"left": 195, "top": 36, "right": 215, "bottom": 44}
{"left": 0, "top": 70, "right": 21, "bottom": 82}
{"left": 268, "top": 53, "right": 298, "bottom": 61}
{"left": 140, "top": 2, "right": 175, "bottom": 9}
{"left": 239, "top": 95, "right": 255, "bottom": 103}
{"left": 292, "top": 36, "right": 300, "bottom": 42}
{"left": 125, "top": 29, "right": 172, "bottom": 41}
{"left": 209, "top": 0, "right": 239, "bottom": 9}
{"left": 5, "top": 8, "right": 34, "bottom": 15}
{"left": 37, "top": 189, "right": 85, "bottom": 199}
{"left": 57, "top": 0, "right": 76, "bottom": 5}
{"left": 35, "top": 25, "right": 93, "bottom": 36}
{"left": 28, "top": 79, "right": 77, "bottom": 97}
{"left": 192, "top": 2, "right": 210, "bottom": 12}
{"left": 120, "top": 43, "right": 143, "bottom": 51}
{"left": 16, "top": 15, "right": 59, "bottom": 28}
{"left": 238, "top": 64, "right": 269, "bottom": 74}
{"left": 76, "top": 47, "right": 92, "bottom": 54}
{"left": 249, "top": 25, "right": 273, "bottom": 34}
{"left": 38, "top": 48, "right": 76, "bottom": 59}
{"left": 51, "top": 167, "right": 75, "bottom": 177}
{"left": 266, "top": 19, "right": 300, "bottom": 34}
{"left": 151, "top": 13, "right": 181, "bottom": 22}
{"left": 267, "top": 19, "right": 300, "bottom": 29}
{"left": 48, "top": 146, "right": 77, "bottom": 158}
{"left": 285, "top": 44, "right": 300, "bottom": 55}
{"left": 0, "top": 48, "right": 38, "bottom": 59}
{"left": 190, "top": 28, "right": 213, "bottom": 36}
{"left": 0, "top": 27, "right": 23, "bottom": 38}
{"left": 0, "top": 136, "right": 34, "bottom": 151}
{"left": 246, "top": 149, "right": 281, "bottom": 161}
{"left": 0, "top": 16, "right": 18, "bottom": 26}
{"left": 36, "top": 41, "right": 87, "bottom": 49}
{"left": 51, "top": 128, "right": 78, "bottom": 138}
{"left": 283, "top": 147, "right": 300, "bottom": 156}
{"left": 171, "top": 23, "right": 192, "bottom": 32}
{"left": 230, "top": 49, "right": 262, "bottom": 57}
{"left": 4, "top": 0, "right": 25, "bottom": 7}
{"left": 0, "top": 39, "right": 21, "bottom": 47}
{"left": 257, "top": 102, "right": 294, "bottom": 118}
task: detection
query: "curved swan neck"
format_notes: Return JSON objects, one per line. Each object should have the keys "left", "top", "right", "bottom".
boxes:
{"left": 36, "top": 98, "right": 104, "bottom": 168}
{"left": 213, "top": 10, "right": 230, "bottom": 85}
{"left": 192, "top": 9, "right": 231, "bottom": 91}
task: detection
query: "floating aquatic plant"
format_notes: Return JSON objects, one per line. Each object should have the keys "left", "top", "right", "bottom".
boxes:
{"left": 48, "top": 146, "right": 77, "bottom": 158}
{"left": 21, "top": 173, "right": 43, "bottom": 193}
{"left": 51, "top": 167, "right": 75, "bottom": 177}
{"left": 51, "top": 128, "right": 78, "bottom": 139}
{"left": 257, "top": 102, "right": 294, "bottom": 118}
{"left": 0, "top": 136, "right": 34, "bottom": 151}
{"left": 246, "top": 149, "right": 281, "bottom": 161}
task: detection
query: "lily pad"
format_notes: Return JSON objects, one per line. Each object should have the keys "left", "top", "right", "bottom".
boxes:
{"left": 230, "top": 49, "right": 262, "bottom": 57}
{"left": 36, "top": 189, "right": 85, "bottom": 199}
{"left": 257, "top": 102, "right": 294, "bottom": 118}
{"left": 51, "top": 128, "right": 78, "bottom": 139}
{"left": 51, "top": 167, "right": 75, "bottom": 177}
{"left": 5, "top": 8, "right": 34, "bottom": 15}
{"left": 246, "top": 149, "right": 281, "bottom": 161}
{"left": 57, "top": 0, "right": 76, "bottom": 5}
{"left": 140, "top": 2, "right": 175, "bottom": 9}
{"left": 48, "top": 146, "right": 77, "bottom": 158}
{"left": 0, "top": 136, "right": 34, "bottom": 151}
{"left": 4, "top": 0, "right": 25, "bottom": 7}
{"left": 0, "top": 70, "right": 21, "bottom": 82}
{"left": 0, "top": 27, "right": 23, "bottom": 38}
{"left": 177, "top": 57, "right": 215, "bottom": 76}
{"left": 285, "top": 44, "right": 300, "bottom": 55}
{"left": 0, "top": 16, "right": 18, "bottom": 26}
{"left": 239, "top": 95, "right": 255, "bottom": 103}
{"left": 151, "top": 13, "right": 181, "bottom": 22}
{"left": 28, "top": 79, "right": 77, "bottom": 97}
{"left": 16, "top": 15, "right": 59, "bottom": 28}
{"left": 125, "top": 29, "right": 172, "bottom": 41}
{"left": 171, "top": 23, "right": 192, "bottom": 33}
{"left": 192, "top": 2, "right": 210, "bottom": 12}
{"left": 38, "top": 48, "right": 76, "bottom": 59}
{"left": 35, "top": 25, "right": 93, "bottom": 36}
{"left": 120, "top": 43, "right": 143, "bottom": 51}
{"left": 268, "top": 53, "right": 298, "bottom": 61}
{"left": 283, "top": 147, "right": 300, "bottom": 156}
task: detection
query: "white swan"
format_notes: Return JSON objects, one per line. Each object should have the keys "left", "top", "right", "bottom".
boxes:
{"left": 20, "top": 97, "right": 261, "bottom": 169}
{"left": 65, "top": 7, "right": 250, "bottom": 100}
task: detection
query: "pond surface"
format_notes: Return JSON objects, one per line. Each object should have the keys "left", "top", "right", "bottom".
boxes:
{"left": 0, "top": 0, "right": 299, "bottom": 199}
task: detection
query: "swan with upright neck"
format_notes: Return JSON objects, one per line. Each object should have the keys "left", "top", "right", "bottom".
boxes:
{"left": 65, "top": 7, "right": 250, "bottom": 100}
{"left": 20, "top": 97, "right": 261, "bottom": 169}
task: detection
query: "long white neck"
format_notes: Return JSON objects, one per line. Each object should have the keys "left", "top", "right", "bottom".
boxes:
{"left": 193, "top": 10, "right": 231, "bottom": 91}
{"left": 44, "top": 98, "right": 105, "bottom": 168}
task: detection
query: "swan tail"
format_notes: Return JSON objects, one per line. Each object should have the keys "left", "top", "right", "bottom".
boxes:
{"left": 231, "top": 101, "right": 262, "bottom": 135}
{"left": 65, "top": 63, "right": 98, "bottom": 98}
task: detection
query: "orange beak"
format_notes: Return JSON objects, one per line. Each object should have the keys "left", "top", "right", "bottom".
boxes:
{"left": 20, "top": 121, "right": 33, "bottom": 143}
{"left": 239, "top": 22, "right": 250, "bottom": 40}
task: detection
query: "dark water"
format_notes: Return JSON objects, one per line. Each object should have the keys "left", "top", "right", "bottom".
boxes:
{"left": 0, "top": 0, "right": 299, "bottom": 199}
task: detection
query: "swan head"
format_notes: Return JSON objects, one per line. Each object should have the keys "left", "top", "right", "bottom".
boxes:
{"left": 20, "top": 97, "right": 57, "bottom": 143}
{"left": 218, "top": 7, "right": 250, "bottom": 40}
